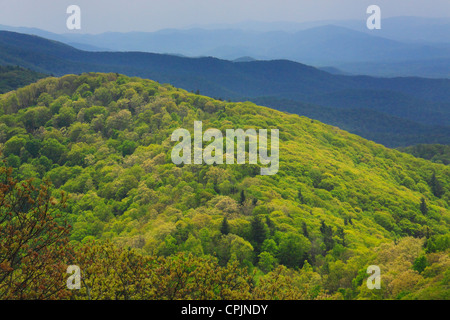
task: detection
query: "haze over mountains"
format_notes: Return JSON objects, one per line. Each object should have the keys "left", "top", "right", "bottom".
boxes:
{"left": 1, "top": 17, "right": 450, "bottom": 78}
{"left": 188, "top": 17, "right": 450, "bottom": 43}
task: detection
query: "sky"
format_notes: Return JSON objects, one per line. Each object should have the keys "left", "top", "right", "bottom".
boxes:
{"left": 0, "top": 0, "right": 449, "bottom": 34}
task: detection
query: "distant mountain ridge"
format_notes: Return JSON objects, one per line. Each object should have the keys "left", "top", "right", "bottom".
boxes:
{"left": 1, "top": 17, "right": 449, "bottom": 78}
{"left": 1, "top": 30, "right": 449, "bottom": 147}
{"left": 188, "top": 16, "right": 450, "bottom": 43}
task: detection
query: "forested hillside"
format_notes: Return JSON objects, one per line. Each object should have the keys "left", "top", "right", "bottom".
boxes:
{"left": 0, "top": 73, "right": 449, "bottom": 300}
{"left": 253, "top": 97, "right": 450, "bottom": 147}
{"left": 0, "top": 65, "right": 47, "bottom": 94}
{"left": 398, "top": 144, "right": 450, "bottom": 165}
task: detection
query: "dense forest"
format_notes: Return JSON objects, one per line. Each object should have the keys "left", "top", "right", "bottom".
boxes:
{"left": 0, "top": 65, "right": 47, "bottom": 94}
{"left": 252, "top": 97, "right": 450, "bottom": 147}
{"left": 398, "top": 144, "right": 450, "bottom": 166}
{"left": 0, "top": 73, "right": 449, "bottom": 300}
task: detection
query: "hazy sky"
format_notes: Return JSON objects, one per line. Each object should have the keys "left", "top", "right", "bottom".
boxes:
{"left": 0, "top": 0, "right": 449, "bottom": 34}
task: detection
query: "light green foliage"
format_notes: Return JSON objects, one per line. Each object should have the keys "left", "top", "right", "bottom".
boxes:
{"left": 0, "top": 73, "right": 449, "bottom": 299}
